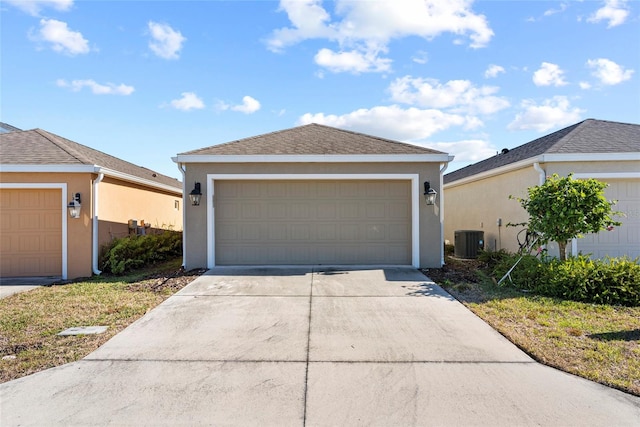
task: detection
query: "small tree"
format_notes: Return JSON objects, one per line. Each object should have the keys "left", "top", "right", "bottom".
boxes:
{"left": 511, "top": 174, "right": 622, "bottom": 261}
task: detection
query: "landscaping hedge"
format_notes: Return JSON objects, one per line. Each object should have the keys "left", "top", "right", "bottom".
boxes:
{"left": 100, "top": 231, "right": 182, "bottom": 275}
{"left": 488, "top": 252, "right": 640, "bottom": 306}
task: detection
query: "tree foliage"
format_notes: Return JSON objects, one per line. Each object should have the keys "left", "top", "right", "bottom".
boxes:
{"left": 511, "top": 174, "right": 622, "bottom": 260}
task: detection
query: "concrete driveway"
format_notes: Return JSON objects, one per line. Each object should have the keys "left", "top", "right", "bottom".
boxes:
{"left": 1, "top": 267, "right": 639, "bottom": 426}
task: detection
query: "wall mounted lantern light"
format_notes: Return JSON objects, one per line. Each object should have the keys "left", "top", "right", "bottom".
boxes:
{"left": 67, "top": 193, "right": 82, "bottom": 218}
{"left": 423, "top": 181, "right": 437, "bottom": 206}
{"left": 189, "top": 182, "right": 202, "bottom": 206}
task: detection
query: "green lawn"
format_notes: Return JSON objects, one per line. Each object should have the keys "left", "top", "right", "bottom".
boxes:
{"left": 0, "top": 258, "right": 195, "bottom": 383}
{"left": 440, "top": 274, "right": 640, "bottom": 397}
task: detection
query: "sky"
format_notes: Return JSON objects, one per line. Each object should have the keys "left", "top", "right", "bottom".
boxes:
{"left": 1, "top": 0, "right": 639, "bottom": 180}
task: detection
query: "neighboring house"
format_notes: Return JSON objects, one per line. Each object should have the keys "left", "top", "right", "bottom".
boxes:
{"left": 0, "top": 126, "right": 183, "bottom": 280}
{"left": 173, "top": 123, "right": 453, "bottom": 270}
{"left": 444, "top": 119, "right": 640, "bottom": 259}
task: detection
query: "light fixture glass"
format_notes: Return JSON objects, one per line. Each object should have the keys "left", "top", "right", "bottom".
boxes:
{"left": 67, "top": 193, "right": 82, "bottom": 218}
{"left": 423, "top": 181, "right": 437, "bottom": 205}
{"left": 189, "top": 182, "right": 202, "bottom": 206}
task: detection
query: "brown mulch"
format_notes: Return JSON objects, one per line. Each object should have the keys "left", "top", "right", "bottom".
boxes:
{"left": 421, "top": 257, "right": 494, "bottom": 303}
{"left": 127, "top": 267, "right": 207, "bottom": 294}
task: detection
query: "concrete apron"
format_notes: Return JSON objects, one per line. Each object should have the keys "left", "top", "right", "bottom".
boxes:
{"left": 1, "top": 267, "right": 639, "bottom": 426}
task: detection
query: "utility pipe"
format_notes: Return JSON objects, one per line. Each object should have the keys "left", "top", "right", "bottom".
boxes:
{"left": 177, "top": 163, "right": 187, "bottom": 269}
{"left": 439, "top": 161, "right": 450, "bottom": 266}
{"left": 92, "top": 172, "right": 104, "bottom": 275}
{"left": 533, "top": 162, "right": 546, "bottom": 185}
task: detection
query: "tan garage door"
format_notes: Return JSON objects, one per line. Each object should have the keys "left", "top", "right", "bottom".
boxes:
{"left": 0, "top": 189, "right": 63, "bottom": 277}
{"left": 215, "top": 180, "right": 411, "bottom": 265}
{"left": 578, "top": 179, "right": 640, "bottom": 259}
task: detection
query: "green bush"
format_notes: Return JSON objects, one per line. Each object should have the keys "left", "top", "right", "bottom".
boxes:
{"left": 541, "top": 256, "right": 640, "bottom": 306}
{"left": 100, "top": 231, "right": 182, "bottom": 275}
{"left": 477, "top": 249, "right": 511, "bottom": 270}
{"left": 491, "top": 253, "right": 548, "bottom": 291}
{"left": 490, "top": 252, "right": 640, "bottom": 306}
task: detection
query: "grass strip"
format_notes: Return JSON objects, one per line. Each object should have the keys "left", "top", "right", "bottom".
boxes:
{"left": 0, "top": 258, "right": 193, "bottom": 383}
{"left": 442, "top": 278, "right": 640, "bottom": 397}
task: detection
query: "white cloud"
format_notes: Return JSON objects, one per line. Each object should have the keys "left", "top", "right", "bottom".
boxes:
{"left": 297, "top": 105, "right": 479, "bottom": 142}
{"left": 579, "top": 81, "right": 592, "bottom": 90}
{"left": 508, "top": 96, "right": 585, "bottom": 132}
{"left": 484, "top": 64, "right": 505, "bottom": 79}
{"left": 148, "top": 21, "right": 186, "bottom": 60}
{"left": 412, "top": 50, "right": 428, "bottom": 65}
{"left": 314, "top": 47, "right": 391, "bottom": 74}
{"left": 388, "top": 76, "right": 510, "bottom": 115}
{"left": 56, "top": 79, "right": 134, "bottom": 95}
{"left": 231, "top": 96, "right": 261, "bottom": 114}
{"left": 586, "top": 58, "right": 634, "bottom": 85}
{"left": 428, "top": 139, "right": 497, "bottom": 164}
{"left": 170, "top": 92, "right": 205, "bottom": 111}
{"left": 5, "top": 0, "right": 73, "bottom": 16}
{"left": 34, "top": 19, "right": 89, "bottom": 55}
{"left": 267, "top": 0, "right": 493, "bottom": 73}
{"left": 587, "top": 0, "right": 629, "bottom": 28}
{"left": 543, "top": 2, "right": 568, "bottom": 17}
{"left": 532, "top": 62, "right": 567, "bottom": 86}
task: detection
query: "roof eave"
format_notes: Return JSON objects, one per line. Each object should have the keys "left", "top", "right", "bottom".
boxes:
{"left": 444, "top": 152, "right": 640, "bottom": 188}
{"left": 0, "top": 164, "right": 182, "bottom": 194}
{"left": 172, "top": 154, "right": 453, "bottom": 163}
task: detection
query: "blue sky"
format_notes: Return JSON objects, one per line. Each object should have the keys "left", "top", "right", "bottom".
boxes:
{"left": 2, "top": 0, "right": 638, "bottom": 180}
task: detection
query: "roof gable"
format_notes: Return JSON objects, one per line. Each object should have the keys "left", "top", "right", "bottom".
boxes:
{"left": 0, "top": 129, "right": 181, "bottom": 190}
{"left": 180, "top": 123, "right": 446, "bottom": 156}
{"left": 445, "top": 119, "right": 640, "bottom": 184}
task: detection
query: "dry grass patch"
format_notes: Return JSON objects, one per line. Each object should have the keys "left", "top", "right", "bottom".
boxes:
{"left": 443, "top": 280, "right": 640, "bottom": 397}
{"left": 0, "top": 259, "right": 203, "bottom": 383}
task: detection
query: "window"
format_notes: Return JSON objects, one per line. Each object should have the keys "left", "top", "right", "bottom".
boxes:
{"left": 174, "top": 200, "right": 180, "bottom": 211}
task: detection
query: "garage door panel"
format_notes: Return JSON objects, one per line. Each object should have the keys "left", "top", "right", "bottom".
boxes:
{"left": 578, "top": 179, "right": 640, "bottom": 259}
{"left": 1, "top": 189, "right": 62, "bottom": 277}
{"left": 215, "top": 180, "right": 411, "bottom": 265}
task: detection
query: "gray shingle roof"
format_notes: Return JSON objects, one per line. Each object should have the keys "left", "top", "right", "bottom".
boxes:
{"left": 0, "top": 122, "right": 22, "bottom": 133}
{"left": 180, "top": 123, "right": 446, "bottom": 156}
{"left": 445, "top": 119, "right": 640, "bottom": 184}
{"left": 0, "top": 129, "right": 181, "bottom": 190}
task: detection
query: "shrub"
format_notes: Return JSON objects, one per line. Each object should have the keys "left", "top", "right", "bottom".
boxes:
{"left": 100, "top": 231, "right": 182, "bottom": 275}
{"left": 491, "top": 253, "right": 548, "bottom": 291}
{"left": 541, "top": 256, "right": 640, "bottom": 306}
{"left": 477, "top": 249, "right": 511, "bottom": 270}
{"left": 490, "top": 253, "right": 640, "bottom": 306}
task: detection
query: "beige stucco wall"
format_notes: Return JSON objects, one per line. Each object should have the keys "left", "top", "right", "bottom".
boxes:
{"left": 0, "top": 172, "right": 93, "bottom": 279}
{"left": 97, "top": 177, "right": 182, "bottom": 247}
{"left": 444, "top": 159, "right": 640, "bottom": 256}
{"left": 444, "top": 166, "right": 539, "bottom": 254}
{"left": 182, "top": 161, "right": 445, "bottom": 269}
{"left": 1, "top": 172, "right": 183, "bottom": 279}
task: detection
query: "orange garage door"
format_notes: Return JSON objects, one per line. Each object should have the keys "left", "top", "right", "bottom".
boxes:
{"left": 0, "top": 189, "right": 63, "bottom": 277}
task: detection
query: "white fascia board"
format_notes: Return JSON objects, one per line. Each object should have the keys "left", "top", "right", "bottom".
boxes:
{"left": 444, "top": 153, "right": 640, "bottom": 189}
{"left": 175, "top": 154, "right": 452, "bottom": 163}
{"left": 98, "top": 168, "right": 182, "bottom": 195}
{"left": 572, "top": 172, "right": 640, "bottom": 179}
{"left": 0, "top": 164, "right": 96, "bottom": 173}
{"left": 541, "top": 152, "right": 640, "bottom": 162}
{"left": 444, "top": 157, "right": 540, "bottom": 189}
{"left": 0, "top": 164, "right": 182, "bottom": 195}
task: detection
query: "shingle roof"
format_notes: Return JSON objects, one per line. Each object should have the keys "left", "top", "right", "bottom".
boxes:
{"left": 445, "top": 119, "right": 640, "bottom": 184}
{"left": 0, "top": 122, "right": 22, "bottom": 133}
{"left": 180, "top": 123, "right": 446, "bottom": 156}
{"left": 0, "top": 129, "right": 181, "bottom": 190}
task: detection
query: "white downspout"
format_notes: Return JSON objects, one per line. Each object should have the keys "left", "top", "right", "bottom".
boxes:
{"left": 533, "top": 162, "right": 546, "bottom": 185}
{"left": 92, "top": 172, "right": 104, "bottom": 275}
{"left": 177, "top": 163, "right": 187, "bottom": 268}
{"left": 439, "top": 160, "right": 451, "bottom": 266}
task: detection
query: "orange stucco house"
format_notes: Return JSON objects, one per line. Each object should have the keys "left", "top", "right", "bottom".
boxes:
{"left": 0, "top": 124, "right": 183, "bottom": 280}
